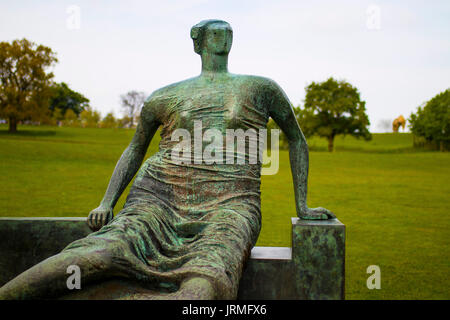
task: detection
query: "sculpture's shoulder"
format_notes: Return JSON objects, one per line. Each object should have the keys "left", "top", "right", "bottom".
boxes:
{"left": 231, "top": 74, "right": 292, "bottom": 116}
{"left": 147, "top": 77, "right": 199, "bottom": 101}
{"left": 142, "top": 77, "right": 199, "bottom": 116}
{"left": 230, "top": 74, "right": 283, "bottom": 94}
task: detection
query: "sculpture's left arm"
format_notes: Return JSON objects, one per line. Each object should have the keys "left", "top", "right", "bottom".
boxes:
{"left": 267, "top": 80, "right": 335, "bottom": 219}
{"left": 87, "top": 97, "right": 161, "bottom": 230}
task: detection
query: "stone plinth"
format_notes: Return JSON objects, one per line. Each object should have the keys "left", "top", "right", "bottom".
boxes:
{"left": 0, "top": 217, "right": 345, "bottom": 299}
{"left": 291, "top": 217, "right": 346, "bottom": 300}
{"left": 0, "top": 217, "right": 91, "bottom": 287}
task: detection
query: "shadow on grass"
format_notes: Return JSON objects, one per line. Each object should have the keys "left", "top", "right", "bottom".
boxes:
{"left": 0, "top": 129, "right": 57, "bottom": 137}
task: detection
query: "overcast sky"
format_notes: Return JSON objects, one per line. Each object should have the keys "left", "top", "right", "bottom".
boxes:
{"left": 1, "top": 0, "right": 449, "bottom": 132}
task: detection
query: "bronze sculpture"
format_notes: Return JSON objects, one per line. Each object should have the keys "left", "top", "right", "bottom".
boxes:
{"left": 0, "top": 19, "right": 334, "bottom": 300}
{"left": 392, "top": 115, "right": 406, "bottom": 132}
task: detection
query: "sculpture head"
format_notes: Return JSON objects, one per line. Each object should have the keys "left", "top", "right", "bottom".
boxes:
{"left": 190, "top": 20, "right": 233, "bottom": 56}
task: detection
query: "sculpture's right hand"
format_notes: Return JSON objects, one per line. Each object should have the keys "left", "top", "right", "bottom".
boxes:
{"left": 87, "top": 206, "right": 114, "bottom": 231}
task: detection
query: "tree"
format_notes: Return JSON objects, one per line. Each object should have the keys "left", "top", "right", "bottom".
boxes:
{"left": 49, "top": 82, "right": 89, "bottom": 117}
{"left": 120, "top": 90, "right": 146, "bottom": 128}
{"left": 299, "top": 77, "right": 371, "bottom": 152}
{"left": 0, "top": 39, "right": 58, "bottom": 132}
{"left": 51, "top": 107, "right": 64, "bottom": 126}
{"left": 80, "top": 107, "right": 100, "bottom": 128}
{"left": 100, "top": 112, "right": 118, "bottom": 128}
{"left": 61, "top": 109, "right": 80, "bottom": 127}
{"left": 118, "top": 115, "right": 133, "bottom": 129}
{"left": 409, "top": 89, "right": 450, "bottom": 151}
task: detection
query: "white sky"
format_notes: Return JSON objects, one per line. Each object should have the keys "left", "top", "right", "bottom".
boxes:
{"left": 1, "top": 0, "right": 449, "bottom": 132}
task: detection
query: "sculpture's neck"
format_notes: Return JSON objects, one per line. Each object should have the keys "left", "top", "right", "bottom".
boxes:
{"left": 201, "top": 52, "right": 229, "bottom": 75}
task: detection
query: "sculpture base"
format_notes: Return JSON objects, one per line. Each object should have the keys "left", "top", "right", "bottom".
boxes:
{"left": 291, "top": 217, "right": 346, "bottom": 300}
{"left": 0, "top": 217, "right": 345, "bottom": 300}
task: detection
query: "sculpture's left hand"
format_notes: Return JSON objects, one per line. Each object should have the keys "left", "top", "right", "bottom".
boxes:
{"left": 298, "top": 206, "right": 336, "bottom": 220}
{"left": 87, "top": 206, "right": 114, "bottom": 231}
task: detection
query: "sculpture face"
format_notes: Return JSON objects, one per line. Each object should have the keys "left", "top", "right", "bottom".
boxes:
{"left": 191, "top": 22, "right": 232, "bottom": 55}
{"left": 203, "top": 23, "right": 232, "bottom": 55}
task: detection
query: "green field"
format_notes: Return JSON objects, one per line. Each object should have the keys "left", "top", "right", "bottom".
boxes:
{"left": 0, "top": 125, "right": 449, "bottom": 299}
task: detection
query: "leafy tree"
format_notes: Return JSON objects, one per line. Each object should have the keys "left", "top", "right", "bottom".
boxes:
{"left": 49, "top": 82, "right": 89, "bottom": 117}
{"left": 61, "top": 109, "right": 80, "bottom": 127}
{"left": 409, "top": 89, "right": 450, "bottom": 151}
{"left": 51, "top": 107, "right": 64, "bottom": 125}
{"left": 0, "top": 39, "right": 58, "bottom": 132}
{"left": 299, "top": 77, "right": 371, "bottom": 152}
{"left": 80, "top": 107, "right": 100, "bottom": 128}
{"left": 120, "top": 90, "right": 146, "bottom": 128}
{"left": 100, "top": 112, "right": 118, "bottom": 128}
{"left": 118, "top": 115, "right": 133, "bottom": 129}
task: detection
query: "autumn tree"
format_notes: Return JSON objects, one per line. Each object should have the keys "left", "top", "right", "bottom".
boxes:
{"left": 80, "top": 107, "right": 101, "bottom": 128}
{"left": 100, "top": 112, "right": 118, "bottom": 128}
{"left": 118, "top": 115, "right": 133, "bottom": 129}
{"left": 51, "top": 107, "right": 64, "bottom": 125}
{"left": 0, "top": 39, "right": 58, "bottom": 132}
{"left": 299, "top": 77, "right": 371, "bottom": 152}
{"left": 61, "top": 109, "right": 80, "bottom": 127}
{"left": 120, "top": 90, "right": 146, "bottom": 128}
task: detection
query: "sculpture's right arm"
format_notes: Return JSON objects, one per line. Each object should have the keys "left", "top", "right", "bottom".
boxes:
{"left": 87, "top": 99, "right": 161, "bottom": 231}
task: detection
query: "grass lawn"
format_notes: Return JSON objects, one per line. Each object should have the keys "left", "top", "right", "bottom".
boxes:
{"left": 0, "top": 125, "right": 449, "bottom": 299}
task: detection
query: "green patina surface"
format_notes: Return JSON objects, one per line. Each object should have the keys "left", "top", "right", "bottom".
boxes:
{"left": 0, "top": 20, "right": 335, "bottom": 300}
{"left": 0, "top": 218, "right": 91, "bottom": 287}
{"left": 292, "top": 218, "right": 345, "bottom": 299}
{"left": 0, "top": 217, "right": 345, "bottom": 299}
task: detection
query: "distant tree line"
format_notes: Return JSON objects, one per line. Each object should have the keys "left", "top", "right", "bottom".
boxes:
{"left": 0, "top": 38, "right": 146, "bottom": 131}
{"left": 2, "top": 39, "right": 447, "bottom": 151}
{"left": 268, "top": 79, "right": 448, "bottom": 152}
{"left": 45, "top": 89, "right": 146, "bottom": 129}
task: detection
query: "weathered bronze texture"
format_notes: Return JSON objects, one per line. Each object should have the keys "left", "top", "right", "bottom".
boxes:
{"left": 0, "top": 20, "right": 334, "bottom": 300}
{"left": 0, "top": 217, "right": 345, "bottom": 299}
